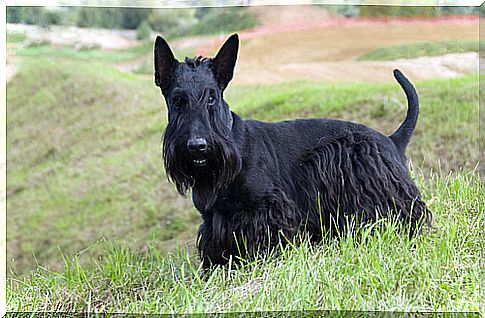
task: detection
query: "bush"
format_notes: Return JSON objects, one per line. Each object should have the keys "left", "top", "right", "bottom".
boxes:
{"left": 148, "top": 8, "right": 197, "bottom": 35}
{"left": 75, "top": 7, "right": 151, "bottom": 30}
{"left": 7, "top": 7, "right": 22, "bottom": 23}
{"left": 172, "top": 7, "right": 258, "bottom": 38}
{"left": 38, "top": 9, "right": 62, "bottom": 28}
{"left": 136, "top": 20, "right": 152, "bottom": 40}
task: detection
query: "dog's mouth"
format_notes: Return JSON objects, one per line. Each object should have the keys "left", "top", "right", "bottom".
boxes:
{"left": 193, "top": 158, "right": 207, "bottom": 166}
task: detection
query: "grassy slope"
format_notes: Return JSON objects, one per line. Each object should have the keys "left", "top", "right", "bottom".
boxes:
{"left": 14, "top": 41, "right": 154, "bottom": 62}
{"left": 7, "top": 59, "right": 197, "bottom": 277}
{"left": 6, "top": 58, "right": 482, "bottom": 312}
{"left": 358, "top": 40, "right": 478, "bottom": 61}
{"left": 8, "top": 171, "right": 484, "bottom": 312}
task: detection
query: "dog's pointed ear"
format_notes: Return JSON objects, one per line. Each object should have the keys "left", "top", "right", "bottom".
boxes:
{"left": 213, "top": 34, "right": 239, "bottom": 91}
{"left": 154, "top": 35, "right": 178, "bottom": 95}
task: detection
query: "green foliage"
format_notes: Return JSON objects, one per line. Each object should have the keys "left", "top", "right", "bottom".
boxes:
{"left": 171, "top": 7, "right": 259, "bottom": 38}
{"left": 38, "top": 9, "right": 62, "bottom": 28}
{"left": 7, "top": 7, "right": 23, "bottom": 23}
{"left": 7, "top": 170, "right": 484, "bottom": 312}
{"left": 358, "top": 40, "right": 478, "bottom": 61}
{"left": 440, "top": 6, "right": 478, "bottom": 15}
{"left": 7, "top": 7, "right": 64, "bottom": 27}
{"left": 74, "top": 7, "right": 151, "bottom": 29}
{"left": 136, "top": 20, "right": 153, "bottom": 40}
{"left": 325, "top": 4, "right": 360, "bottom": 17}
{"left": 147, "top": 8, "right": 198, "bottom": 35}
{"left": 358, "top": 6, "right": 477, "bottom": 17}
{"left": 7, "top": 6, "right": 259, "bottom": 36}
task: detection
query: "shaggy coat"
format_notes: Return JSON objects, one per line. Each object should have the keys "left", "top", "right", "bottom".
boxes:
{"left": 154, "top": 34, "right": 431, "bottom": 268}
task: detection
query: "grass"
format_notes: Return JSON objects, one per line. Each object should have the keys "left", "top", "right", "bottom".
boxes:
{"left": 7, "top": 170, "right": 484, "bottom": 312}
{"left": 358, "top": 40, "right": 478, "bottom": 61}
{"left": 13, "top": 40, "right": 153, "bottom": 62}
{"left": 12, "top": 40, "right": 196, "bottom": 76}
{"left": 7, "top": 31, "right": 27, "bottom": 43}
{"left": 7, "top": 58, "right": 198, "bottom": 278}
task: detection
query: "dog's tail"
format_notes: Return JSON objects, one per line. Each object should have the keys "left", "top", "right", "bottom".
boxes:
{"left": 389, "top": 69, "right": 419, "bottom": 155}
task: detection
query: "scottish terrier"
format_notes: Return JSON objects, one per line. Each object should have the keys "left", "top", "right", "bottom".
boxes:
{"left": 154, "top": 34, "right": 431, "bottom": 268}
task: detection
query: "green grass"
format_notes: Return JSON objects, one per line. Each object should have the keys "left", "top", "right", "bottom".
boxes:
{"left": 7, "top": 58, "right": 198, "bottom": 277}
{"left": 14, "top": 40, "right": 153, "bottom": 62}
{"left": 7, "top": 31, "right": 27, "bottom": 43}
{"left": 358, "top": 40, "right": 478, "bottom": 61}
{"left": 7, "top": 170, "right": 484, "bottom": 312}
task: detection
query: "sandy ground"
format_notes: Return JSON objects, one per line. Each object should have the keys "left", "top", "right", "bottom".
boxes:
{"left": 6, "top": 60, "right": 18, "bottom": 82}
{"left": 204, "top": 13, "right": 479, "bottom": 84}
{"left": 233, "top": 52, "right": 479, "bottom": 85}
{"left": 6, "top": 43, "right": 19, "bottom": 82}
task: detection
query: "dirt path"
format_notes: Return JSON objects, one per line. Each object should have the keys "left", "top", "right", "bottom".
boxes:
{"left": 6, "top": 59, "right": 18, "bottom": 82}
{"left": 233, "top": 52, "right": 478, "bottom": 85}
{"left": 6, "top": 44, "right": 19, "bottom": 82}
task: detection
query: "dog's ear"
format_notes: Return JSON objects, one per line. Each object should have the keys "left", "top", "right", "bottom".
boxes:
{"left": 213, "top": 34, "right": 239, "bottom": 91}
{"left": 154, "top": 35, "right": 178, "bottom": 95}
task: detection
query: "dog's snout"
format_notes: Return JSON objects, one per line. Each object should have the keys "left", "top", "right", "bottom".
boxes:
{"left": 187, "top": 137, "right": 208, "bottom": 154}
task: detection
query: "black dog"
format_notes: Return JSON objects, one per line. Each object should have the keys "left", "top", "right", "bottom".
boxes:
{"left": 154, "top": 34, "right": 431, "bottom": 268}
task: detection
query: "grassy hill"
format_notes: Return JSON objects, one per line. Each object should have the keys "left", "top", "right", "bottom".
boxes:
{"left": 357, "top": 40, "right": 478, "bottom": 61}
{"left": 6, "top": 57, "right": 482, "bottom": 313}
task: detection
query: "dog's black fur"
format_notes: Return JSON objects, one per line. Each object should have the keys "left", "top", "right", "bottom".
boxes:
{"left": 154, "top": 34, "right": 431, "bottom": 268}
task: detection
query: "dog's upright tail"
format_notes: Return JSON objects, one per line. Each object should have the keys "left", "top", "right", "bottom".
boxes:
{"left": 389, "top": 69, "right": 419, "bottom": 155}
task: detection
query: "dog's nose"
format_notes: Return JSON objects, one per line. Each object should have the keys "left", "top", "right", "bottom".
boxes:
{"left": 187, "top": 137, "right": 208, "bottom": 154}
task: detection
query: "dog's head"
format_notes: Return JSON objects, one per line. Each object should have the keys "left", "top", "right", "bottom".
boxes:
{"left": 154, "top": 34, "right": 242, "bottom": 211}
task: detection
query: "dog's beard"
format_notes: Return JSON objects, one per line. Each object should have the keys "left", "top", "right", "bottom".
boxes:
{"left": 163, "top": 129, "right": 241, "bottom": 211}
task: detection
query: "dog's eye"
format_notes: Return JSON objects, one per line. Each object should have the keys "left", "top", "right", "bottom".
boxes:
{"left": 207, "top": 95, "right": 215, "bottom": 106}
{"left": 173, "top": 96, "right": 187, "bottom": 109}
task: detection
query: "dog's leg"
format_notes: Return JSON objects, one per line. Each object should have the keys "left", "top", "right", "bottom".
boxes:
{"left": 196, "top": 189, "right": 302, "bottom": 269}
